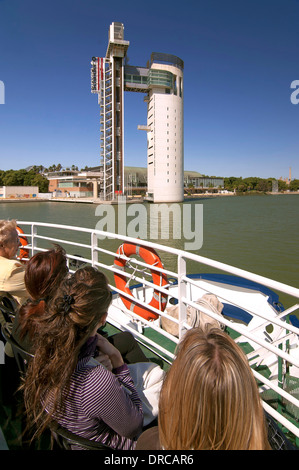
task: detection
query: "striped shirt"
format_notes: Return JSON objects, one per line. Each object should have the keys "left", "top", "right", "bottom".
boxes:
{"left": 53, "top": 336, "right": 144, "bottom": 450}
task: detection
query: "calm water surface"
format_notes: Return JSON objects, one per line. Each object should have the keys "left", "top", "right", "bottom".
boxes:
{"left": 1, "top": 194, "right": 298, "bottom": 307}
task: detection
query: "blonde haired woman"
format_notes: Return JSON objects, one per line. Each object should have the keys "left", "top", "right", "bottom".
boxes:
{"left": 137, "top": 326, "right": 271, "bottom": 450}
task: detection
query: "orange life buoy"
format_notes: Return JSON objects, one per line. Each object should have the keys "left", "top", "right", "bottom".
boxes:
{"left": 16, "top": 226, "right": 29, "bottom": 260}
{"left": 114, "top": 243, "right": 168, "bottom": 321}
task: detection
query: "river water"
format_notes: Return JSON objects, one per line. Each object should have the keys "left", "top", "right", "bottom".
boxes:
{"left": 0, "top": 194, "right": 298, "bottom": 308}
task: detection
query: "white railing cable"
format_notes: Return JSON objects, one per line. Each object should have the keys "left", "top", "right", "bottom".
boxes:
{"left": 18, "top": 221, "right": 299, "bottom": 299}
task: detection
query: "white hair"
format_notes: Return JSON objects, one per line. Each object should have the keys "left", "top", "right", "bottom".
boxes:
{"left": 0, "top": 219, "right": 17, "bottom": 246}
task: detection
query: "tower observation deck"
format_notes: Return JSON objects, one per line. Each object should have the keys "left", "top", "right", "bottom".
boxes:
{"left": 91, "top": 22, "right": 184, "bottom": 202}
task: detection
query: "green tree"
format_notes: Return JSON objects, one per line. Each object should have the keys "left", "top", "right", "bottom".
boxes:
{"left": 30, "top": 173, "right": 49, "bottom": 193}
{"left": 278, "top": 180, "right": 287, "bottom": 191}
{"left": 289, "top": 179, "right": 299, "bottom": 191}
{"left": 23, "top": 169, "right": 37, "bottom": 185}
{"left": 243, "top": 177, "right": 260, "bottom": 190}
{"left": 237, "top": 183, "right": 247, "bottom": 192}
{"left": 3, "top": 169, "right": 25, "bottom": 186}
{"left": 0, "top": 168, "right": 49, "bottom": 192}
{"left": 224, "top": 177, "right": 240, "bottom": 191}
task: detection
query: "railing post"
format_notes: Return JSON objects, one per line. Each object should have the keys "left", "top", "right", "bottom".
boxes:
{"left": 31, "top": 224, "right": 37, "bottom": 256}
{"left": 91, "top": 232, "right": 98, "bottom": 266}
{"left": 178, "top": 254, "right": 187, "bottom": 340}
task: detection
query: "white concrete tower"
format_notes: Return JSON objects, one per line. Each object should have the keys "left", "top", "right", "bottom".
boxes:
{"left": 146, "top": 53, "right": 184, "bottom": 203}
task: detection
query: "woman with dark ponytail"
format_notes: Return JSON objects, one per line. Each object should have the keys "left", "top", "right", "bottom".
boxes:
{"left": 13, "top": 245, "right": 147, "bottom": 364}
{"left": 22, "top": 266, "right": 143, "bottom": 449}
{"left": 12, "top": 244, "right": 69, "bottom": 353}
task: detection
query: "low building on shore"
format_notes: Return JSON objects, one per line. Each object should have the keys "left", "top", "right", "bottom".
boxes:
{"left": 124, "top": 168, "right": 224, "bottom": 196}
{"left": 184, "top": 171, "right": 224, "bottom": 192}
{"left": 45, "top": 166, "right": 224, "bottom": 199}
{"left": 0, "top": 186, "right": 39, "bottom": 199}
{"left": 47, "top": 169, "right": 102, "bottom": 198}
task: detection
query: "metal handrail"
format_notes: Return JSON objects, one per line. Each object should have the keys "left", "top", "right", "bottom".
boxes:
{"left": 17, "top": 221, "right": 299, "bottom": 438}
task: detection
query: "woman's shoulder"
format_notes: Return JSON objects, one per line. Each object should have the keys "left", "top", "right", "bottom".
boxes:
{"left": 74, "top": 360, "right": 131, "bottom": 396}
{"left": 75, "top": 357, "right": 112, "bottom": 380}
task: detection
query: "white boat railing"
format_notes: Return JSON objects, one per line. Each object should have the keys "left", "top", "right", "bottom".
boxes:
{"left": 17, "top": 221, "right": 299, "bottom": 441}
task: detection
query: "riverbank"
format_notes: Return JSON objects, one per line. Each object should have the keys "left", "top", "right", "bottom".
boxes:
{"left": 1, "top": 194, "right": 298, "bottom": 295}
{"left": 0, "top": 191, "right": 298, "bottom": 204}
{"left": 0, "top": 198, "right": 49, "bottom": 203}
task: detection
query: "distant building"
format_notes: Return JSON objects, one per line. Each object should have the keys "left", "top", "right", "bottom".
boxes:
{"left": 184, "top": 171, "right": 224, "bottom": 191}
{"left": 124, "top": 167, "right": 224, "bottom": 195}
{"left": 45, "top": 166, "right": 224, "bottom": 199}
{"left": 47, "top": 169, "right": 102, "bottom": 198}
{"left": 0, "top": 186, "right": 39, "bottom": 199}
{"left": 142, "top": 53, "right": 184, "bottom": 203}
{"left": 279, "top": 167, "right": 292, "bottom": 186}
{"left": 124, "top": 166, "right": 147, "bottom": 196}
{"left": 91, "top": 22, "right": 184, "bottom": 203}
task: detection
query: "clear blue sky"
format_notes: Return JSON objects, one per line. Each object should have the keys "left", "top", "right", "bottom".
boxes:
{"left": 0, "top": 0, "right": 298, "bottom": 179}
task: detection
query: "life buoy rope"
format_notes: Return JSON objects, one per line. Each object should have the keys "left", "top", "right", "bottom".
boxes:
{"left": 16, "top": 226, "right": 29, "bottom": 260}
{"left": 114, "top": 243, "right": 168, "bottom": 321}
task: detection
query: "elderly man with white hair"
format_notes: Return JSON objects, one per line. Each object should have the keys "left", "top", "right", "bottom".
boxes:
{"left": 0, "top": 220, "right": 29, "bottom": 402}
{"left": 0, "top": 219, "right": 28, "bottom": 307}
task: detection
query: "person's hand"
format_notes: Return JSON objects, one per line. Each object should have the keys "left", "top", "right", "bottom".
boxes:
{"left": 94, "top": 351, "right": 113, "bottom": 371}
{"left": 96, "top": 334, "right": 124, "bottom": 369}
